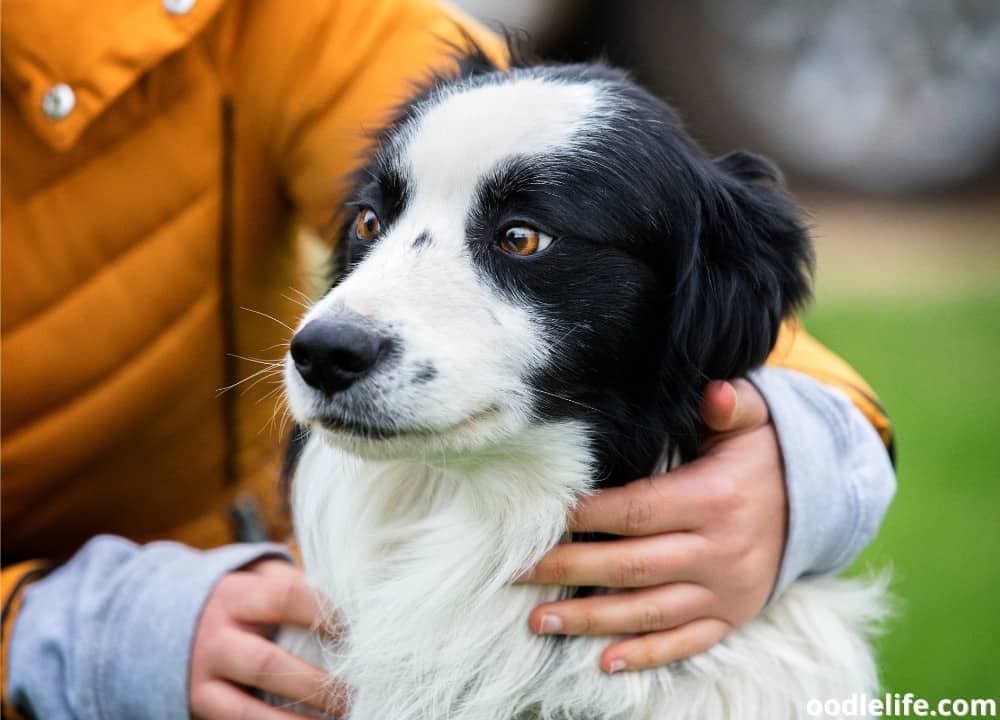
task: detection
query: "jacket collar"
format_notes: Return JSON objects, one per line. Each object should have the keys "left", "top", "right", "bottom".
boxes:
{"left": 2, "top": 0, "right": 223, "bottom": 152}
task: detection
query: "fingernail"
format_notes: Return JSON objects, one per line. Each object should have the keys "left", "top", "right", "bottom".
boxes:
{"left": 538, "top": 614, "right": 563, "bottom": 634}
{"left": 608, "top": 659, "right": 627, "bottom": 674}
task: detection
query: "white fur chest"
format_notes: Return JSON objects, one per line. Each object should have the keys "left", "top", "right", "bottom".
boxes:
{"left": 291, "top": 426, "right": 885, "bottom": 720}
{"left": 292, "top": 423, "right": 597, "bottom": 719}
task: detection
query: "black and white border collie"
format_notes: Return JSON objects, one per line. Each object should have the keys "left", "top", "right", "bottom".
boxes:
{"left": 282, "top": 47, "right": 885, "bottom": 720}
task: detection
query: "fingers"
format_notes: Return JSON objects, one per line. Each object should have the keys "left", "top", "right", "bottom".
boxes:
{"left": 700, "top": 380, "right": 738, "bottom": 431}
{"left": 191, "top": 678, "right": 326, "bottom": 720}
{"left": 600, "top": 617, "right": 732, "bottom": 673}
{"left": 529, "top": 582, "right": 715, "bottom": 636}
{"left": 564, "top": 380, "right": 770, "bottom": 538}
{"left": 567, "top": 423, "right": 767, "bottom": 537}
{"left": 226, "top": 564, "right": 321, "bottom": 629}
{"left": 567, "top": 470, "right": 711, "bottom": 536}
{"left": 700, "top": 379, "right": 769, "bottom": 435}
{"left": 214, "top": 628, "right": 334, "bottom": 712}
{"left": 191, "top": 561, "right": 345, "bottom": 720}
{"left": 519, "top": 533, "right": 704, "bottom": 588}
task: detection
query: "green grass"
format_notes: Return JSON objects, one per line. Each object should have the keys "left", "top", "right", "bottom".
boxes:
{"left": 804, "top": 292, "right": 1000, "bottom": 698}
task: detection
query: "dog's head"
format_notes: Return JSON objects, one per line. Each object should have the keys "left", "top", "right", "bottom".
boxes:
{"left": 284, "top": 52, "right": 812, "bottom": 482}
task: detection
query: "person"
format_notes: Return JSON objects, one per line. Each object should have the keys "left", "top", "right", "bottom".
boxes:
{"left": 0, "top": 0, "right": 896, "bottom": 718}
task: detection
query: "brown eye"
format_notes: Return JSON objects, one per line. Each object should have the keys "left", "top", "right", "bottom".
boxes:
{"left": 354, "top": 207, "right": 381, "bottom": 241}
{"left": 499, "top": 226, "right": 553, "bottom": 256}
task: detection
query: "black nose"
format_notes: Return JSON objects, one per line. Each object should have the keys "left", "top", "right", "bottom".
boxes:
{"left": 290, "top": 319, "right": 388, "bottom": 395}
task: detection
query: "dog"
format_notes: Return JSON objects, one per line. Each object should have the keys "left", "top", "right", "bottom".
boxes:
{"left": 281, "top": 46, "right": 886, "bottom": 720}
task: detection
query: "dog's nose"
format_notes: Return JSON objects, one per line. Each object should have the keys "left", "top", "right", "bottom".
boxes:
{"left": 290, "top": 319, "right": 387, "bottom": 395}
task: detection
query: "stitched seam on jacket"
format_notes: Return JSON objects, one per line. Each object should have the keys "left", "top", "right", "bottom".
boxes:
{"left": 3, "top": 288, "right": 218, "bottom": 447}
{"left": 5, "top": 186, "right": 215, "bottom": 338}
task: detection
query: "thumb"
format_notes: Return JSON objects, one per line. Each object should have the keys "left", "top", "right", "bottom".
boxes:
{"left": 700, "top": 379, "right": 770, "bottom": 434}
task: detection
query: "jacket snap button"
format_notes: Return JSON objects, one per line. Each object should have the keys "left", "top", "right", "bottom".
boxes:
{"left": 41, "top": 84, "right": 75, "bottom": 120}
{"left": 162, "top": 0, "right": 196, "bottom": 15}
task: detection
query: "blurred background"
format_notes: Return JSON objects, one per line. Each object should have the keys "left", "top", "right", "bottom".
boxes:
{"left": 455, "top": 0, "right": 1000, "bottom": 699}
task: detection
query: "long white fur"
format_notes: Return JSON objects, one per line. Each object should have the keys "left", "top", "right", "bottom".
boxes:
{"left": 283, "top": 73, "right": 888, "bottom": 719}
{"left": 291, "top": 429, "right": 887, "bottom": 720}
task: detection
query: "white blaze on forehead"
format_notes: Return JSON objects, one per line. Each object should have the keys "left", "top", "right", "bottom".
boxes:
{"left": 402, "top": 77, "right": 599, "bottom": 207}
{"left": 290, "top": 76, "right": 603, "bottom": 439}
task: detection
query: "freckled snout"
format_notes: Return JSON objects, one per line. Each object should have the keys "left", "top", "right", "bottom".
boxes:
{"left": 290, "top": 317, "right": 391, "bottom": 395}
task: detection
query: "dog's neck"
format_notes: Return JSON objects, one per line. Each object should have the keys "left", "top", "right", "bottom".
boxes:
{"left": 293, "top": 421, "right": 595, "bottom": 720}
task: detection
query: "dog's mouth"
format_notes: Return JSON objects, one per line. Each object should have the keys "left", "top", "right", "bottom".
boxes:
{"left": 316, "top": 404, "right": 503, "bottom": 442}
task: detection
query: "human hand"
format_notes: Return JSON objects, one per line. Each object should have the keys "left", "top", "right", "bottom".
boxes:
{"left": 190, "top": 559, "right": 342, "bottom": 719}
{"left": 521, "top": 379, "right": 787, "bottom": 673}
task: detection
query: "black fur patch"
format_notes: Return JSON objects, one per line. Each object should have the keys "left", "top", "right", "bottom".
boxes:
{"left": 413, "top": 362, "right": 438, "bottom": 384}
{"left": 412, "top": 230, "right": 432, "bottom": 250}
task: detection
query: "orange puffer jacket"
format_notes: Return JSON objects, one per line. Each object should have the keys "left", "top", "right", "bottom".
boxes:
{"left": 1, "top": 0, "right": 506, "bottom": 557}
{"left": 0, "top": 0, "right": 891, "bottom": 708}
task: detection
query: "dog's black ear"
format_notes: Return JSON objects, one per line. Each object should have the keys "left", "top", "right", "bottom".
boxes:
{"left": 714, "top": 150, "right": 785, "bottom": 188}
{"left": 670, "top": 151, "right": 813, "bottom": 384}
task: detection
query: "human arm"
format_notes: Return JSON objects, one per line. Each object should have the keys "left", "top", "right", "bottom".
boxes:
{"left": 3, "top": 536, "right": 331, "bottom": 719}
{"left": 521, "top": 324, "right": 896, "bottom": 671}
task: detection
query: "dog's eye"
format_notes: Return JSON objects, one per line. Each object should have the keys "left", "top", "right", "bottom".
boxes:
{"left": 499, "top": 226, "right": 552, "bottom": 257}
{"left": 354, "top": 208, "right": 381, "bottom": 241}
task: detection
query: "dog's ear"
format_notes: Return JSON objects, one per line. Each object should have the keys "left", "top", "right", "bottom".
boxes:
{"left": 714, "top": 150, "right": 785, "bottom": 188}
{"left": 669, "top": 151, "right": 813, "bottom": 384}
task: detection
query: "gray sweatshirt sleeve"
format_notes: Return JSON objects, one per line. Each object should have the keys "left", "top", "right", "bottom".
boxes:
{"left": 7, "top": 535, "right": 293, "bottom": 720}
{"left": 750, "top": 366, "right": 896, "bottom": 601}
